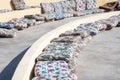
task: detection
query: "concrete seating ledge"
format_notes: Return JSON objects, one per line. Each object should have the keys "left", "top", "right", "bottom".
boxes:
{"left": 12, "top": 11, "right": 120, "bottom": 80}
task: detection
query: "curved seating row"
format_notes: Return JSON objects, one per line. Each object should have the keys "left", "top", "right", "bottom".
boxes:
{"left": 32, "top": 12, "right": 120, "bottom": 80}
{"left": 12, "top": 11, "right": 120, "bottom": 80}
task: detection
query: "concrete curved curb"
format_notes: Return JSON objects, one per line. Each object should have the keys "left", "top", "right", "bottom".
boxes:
{"left": 12, "top": 11, "right": 120, "bottom": 80}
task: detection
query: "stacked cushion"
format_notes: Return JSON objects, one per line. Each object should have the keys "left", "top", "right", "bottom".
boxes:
{"left": 33, "top": 61, "right": 77, "bottom": 80}
{"left": 86, "top": 0, "right": 97, "bottom": 10}
{"left": 40, "top": 3, "right": 54, "bottom": 14}
{"left": 11, "top": 0, "right": 26, "bottom": 10}
{"left": 0, "top": 28, "right": 17, "bottom": 38}
{"left": 0, "top": 22, "right": 14, "bottom": 29}
{"left": 37, "top": 42, "right": 81, "bottom": 61}
{"left": 75, "top": 0, "right": 86, "bottom": 11}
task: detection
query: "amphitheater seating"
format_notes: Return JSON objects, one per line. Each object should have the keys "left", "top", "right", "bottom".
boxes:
{"left": 32, "top": 13, "right": 120, "bottom": 80}
{"left": 0, "top": 0, "right": 119, "bottom": 38}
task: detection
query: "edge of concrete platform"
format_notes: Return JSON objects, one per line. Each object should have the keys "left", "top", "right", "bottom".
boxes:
{"left": 12, "top": 11, "right": 120, "bottom": 80}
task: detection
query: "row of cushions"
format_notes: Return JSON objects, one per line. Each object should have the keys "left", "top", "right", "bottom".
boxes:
{"left": 0, "top": 17, "right": 45, "bottom": 38}
{"left": 33, "top": 14, "right": 120, "bottom": 80}
{"left": 0, "top": 9, "right": 13, "bottom": 14}
{"left": 41, "top": 0, "right": 97, "bottom": 14}
{"left": 36, "top": 14, "right": 120, "bottom": 64}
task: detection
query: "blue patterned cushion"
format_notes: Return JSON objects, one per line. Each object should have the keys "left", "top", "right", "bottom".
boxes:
{"left": 52, "top": 2, "right": 63, "bottom": 13}
{"left": 54, "top": 12, "right": 64, "bottom": 20}
{"left": 75, "top": 0, "right": 86, "bottom": 11}
{"left": 41, "top": 3, "right": 54, "bottom": 14}
{"left": 86, "top": 0, "right": 96, "bottom": 10}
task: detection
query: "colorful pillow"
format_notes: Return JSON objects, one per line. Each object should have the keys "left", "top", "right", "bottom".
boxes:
{"left": 67, "top": 0, "right": 76, "bottom": 11}
{"left": 68, "top": 11, "right": 86, "bottom": 16}
{"left": 0, "top": 22, "right": 14, "bottom": 29}
{"left": 0, "top": 28, "right": 17, "bottom": 38}
{"left": 37, "top": 42, "right": 80, "bottom": 61}
{"left": 54, "top": 12, "right": 64, "bottom": 20}
{"left": 41, "top": 3, "right": 54, "bottom": 14}
{"left": 40, "top": 13, "right": 55, "bottom": 21}
{"left": 34, "top": 61, "right": 77, "bottom": 80}
{"left": 63, "top": 13, "right": 74, "bottom": 18}
{"left": 51, "top": 36, "right": 82, "bottom": 43}
{"left": 86, "top": 0, "right": 97, "bottom": 10}
{"left": 60, "top": 1, "right": 69, "bottom": 12}
{"left": 52, "top": 2, "right": 63, "bottom": 13}
{"left": 75, "top": 0, "right": 86, "bottom": 11}
{"left": 11, "top": 0, "right": 26, "bottom": 10}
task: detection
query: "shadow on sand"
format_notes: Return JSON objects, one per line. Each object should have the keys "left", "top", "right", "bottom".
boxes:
{"left": 0, "top": 47, "right": 30, "bottom": 80}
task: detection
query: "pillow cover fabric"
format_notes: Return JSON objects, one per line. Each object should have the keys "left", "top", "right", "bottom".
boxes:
{"left": 24, "top": 14, "right": 45, "bottom": 21}
{"left": 75, "top": 0, "right": 86, "bottom": 11}
{"left": 0, "top": 22, "right": 14, "bottom": 29}
{"left": 40, "top": 13, "right": 55, "bottom": 21}
{"left": 60, "top": 1, "right": 69, "bottom": 12}
{"left": 68, "top": 11, "right": 86, "bottom": 16}
{"left": 64, "top": 13, "right": 74, "bottom": 18}
{"left": 54, "top": 12, "right": 65, "bottom": 20}
{"left": 86, "top": 0, "right": 97, "bottom": 10}
{"left": 67, "top": 0, "right": 76, "bottom": 11}
{"left": 51, "top": 36, "right": 82, "bottom": 43}
{"left": 9, "top": 18, "right": 28, "bottom": 30}
{"left": 0, "top": 28, "right": 17, "bottom": 38}
{"left": 76, "top": 23, "right": 99, "bottom": 36}
{"left": 34, "top": 61, "right": 77, "bottom": 80}
{"left": 52, "top": 2, "right": 63, "bottom": 13}
{"left": 11, "top": 0, "right": 26, "bottom": 10}
{"left": 37, "top": 42, "right": 81, "bottom": 61}
{"left": 40, "top": 3, "right": 54, "bottom": 14}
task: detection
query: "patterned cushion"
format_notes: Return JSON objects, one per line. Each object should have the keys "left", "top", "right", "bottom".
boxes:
{"left": 76, "top": 23, "right": 99, "bottom": 36}
{"left": 75, "top": 0, "right": 86, "bottom": 11}
{"left": 41, "top": 3, "right": 54, "bottom": 14}
{"left": 68, "top": 11, "right": 86, "bottom": 16}
{"left": 41, "top": 14, "right": 55, "bottom": 21}
{"left": 0, "top": 28, "right": 17, "bottom": 38}
{"left": 0, "top": 22, "right": 14, "bottom": 29}
{"left": 54, "top": 12, "right": 64, "bottom": 20}
{"left": 24, "top": 14, "right": 45, "bottom": 21}
{"left": 60, "top": 1, "right": 69, "bottom": 12}
{"left": 9, "top": 18, "right": 28, "bottom": 30}
{"left": 52, "top": 2, "right": 63, "bottom": 13}
{"left": 34, "top": 61, "right": 77, "bottom": 80}
{"left": 11, "top": 0, "right": 26, "bottom": 10}
{"left": 60, "top": 29, "right": 89, "bottom": 38}
{"left": 93, "top": 9, "right": 105, "bottom": 13}
{"left": 86, "top": 0, "right": 96, "bottom": 10}
{"left": 51, "top": 36, "right": 82, "bottom": 43}
{"left": 67, "top": 0, "right": 76, "bottom": 11}
{"left": 84, "top": 9, "right": 94, "bottom": 15}
{"left": 37, "top": 42, "right": 81, "bottom": 61}
{"left": 63, "top": 13, "right": 74, "bottom": 18}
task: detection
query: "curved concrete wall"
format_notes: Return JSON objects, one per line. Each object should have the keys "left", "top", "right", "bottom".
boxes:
{"left": 12, "top": 11, "right": 120, "bottom": 80}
